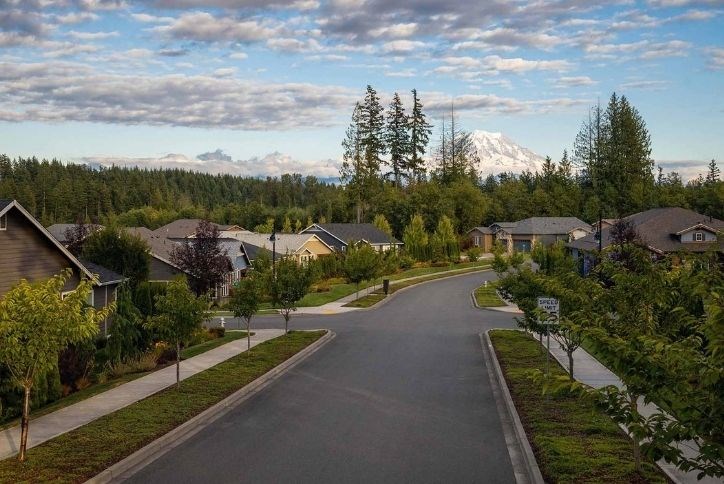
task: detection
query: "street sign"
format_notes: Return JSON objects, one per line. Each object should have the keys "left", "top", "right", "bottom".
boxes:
{"left": 537, "top": 297, "right": 559, "bottom": 321}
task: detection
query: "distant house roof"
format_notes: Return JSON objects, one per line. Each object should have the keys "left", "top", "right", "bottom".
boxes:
{"left": 468, "top": 226, "right": 493, "bottom": 234}
{"left": 217, "top": 238, "right": 248, "bottom": 270}
{"left": 125, "top": 226, "right": 188, "bottom": 273}
{"left": 491, "top": 222, "right": 517, "bottom": 229}
{"left": 568, "top": 207, "right": 724, "bottom": 254}
{"left": 301, "top": 223, "right": 402, "bottom": 250}
{"left": 0, "top": 199, "right": 13, "bottom": 211}
{"left": 78, "top": 259, "right": 125, "bottom": 286}
{"left": 505, "top": 217, "right": 592, "bottom": 236}
{"left": 236, "top": 233, "right": 321, "bottom": 257}
{"left": 47, "top": 223, "right": 103, "bottom": 244}
{"left": 153, "top": 219, "right": 244, "bottom": 238}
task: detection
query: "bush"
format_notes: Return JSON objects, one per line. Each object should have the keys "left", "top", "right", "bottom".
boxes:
{"left": 186, "top": 328, "right": 215, "bottom": 347}
{"left": 467, "top": 247, "right": 482, "bottom": 262}
{"left": 399, "top": 254, "right": 415, "bottom": 270}
{"left": 58, "top": 341, "right": 96, "bottom": 395}
{"left": 208, "top": 326, "right": 225, "bottom": 338}
{"left": 154, "top": 343, "right": 177, "bottom": 365}
{"left": 106, "top": 352, "right": 158, "bottom": 379}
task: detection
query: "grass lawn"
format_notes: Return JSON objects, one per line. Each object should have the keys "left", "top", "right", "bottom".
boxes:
{"left": 489, "top": 330, "right": 666, "bottom": 484}
{"left": 0, "top": 331, "right": 249, "bottom": 432}
{"left": 0, "top": 330, "right": 325, "bottom": 483}
{"left": 474, "top": 282, "right": 505, "bottom": 307}
{"left": 344, "top": 265, "right": 491, "bottom": 308}
{"left": 180, "top": 330, "right": 249, "bottom": 359}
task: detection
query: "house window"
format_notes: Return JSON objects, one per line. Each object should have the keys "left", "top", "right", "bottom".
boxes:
{"left": 473, "top": 236, "right": 480, "bottom": 247}
{"left": 0, "top": 214, "right": 6, "bottom": 230}
{"left": 695, "top": 232, "right": 703, "bottom": 242}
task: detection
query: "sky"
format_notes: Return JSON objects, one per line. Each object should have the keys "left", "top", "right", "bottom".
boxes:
{"left": 0, "top": 0, "right": 722, "bottom": 180}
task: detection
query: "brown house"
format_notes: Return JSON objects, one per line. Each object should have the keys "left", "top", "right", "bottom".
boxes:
{"left": 124, "top": 227, "right": 194, "bottom": 283}
{"left": 466, "top": 227, "right": 495, "bottom": 252}
{"left": 0, "top": 200, "right": 122, "bottom": 333}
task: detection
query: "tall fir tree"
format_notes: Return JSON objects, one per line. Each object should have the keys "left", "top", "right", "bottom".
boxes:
{"left": 359, "top": 85, "right": 386, "bottom": 178}
{"left": 384, "top": 92, "right": 410, "bottom": 187}
{"left": 408, "top": 89, "right": 432, "bottom": 183}
{"left": 340, "top": 103, "right": 368, "bottom": 223}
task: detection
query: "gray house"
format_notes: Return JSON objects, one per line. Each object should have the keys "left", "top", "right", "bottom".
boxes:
{"left": 491, "top": 217, "right": 592, "bottom": 252}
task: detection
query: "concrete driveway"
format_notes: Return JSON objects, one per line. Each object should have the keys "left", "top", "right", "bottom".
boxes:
{"left": 127, "top": 270, "right": 519, "bottom": 483}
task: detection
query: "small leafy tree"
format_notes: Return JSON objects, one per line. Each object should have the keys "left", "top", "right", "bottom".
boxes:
{"left": 271, "top": 258, "right": 312, "bottom": 334}
{"left": 146, "top": 278, "right": 208, "bottom": 389}
{"left": 343, "top": 243, "right": 381, "bottom": 298}
{"left": 430, "top": 215, "right": 459, "bottom": 262}
{"left": 229, "top": 272, "right": 263, "bottom": 351}
{"left": 83, "top": 226, "right": 150, "bottom": 287}
{"left": 373, "top": 213, "right": 393, "bottom": 240}
{"left": 403, "top": 214, "right": 429, "bottom": 261}
{"left": 0, "top": 270, "right": 111, "bottom": 461}
{"left": 170, "top": 220, "right": 233, "bottom": 296}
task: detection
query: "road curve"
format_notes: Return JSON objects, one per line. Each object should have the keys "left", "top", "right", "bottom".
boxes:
{"left": 126, "top": 271, "right": 518, "bottom": 483}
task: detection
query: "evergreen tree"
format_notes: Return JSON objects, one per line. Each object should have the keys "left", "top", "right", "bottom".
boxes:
{"left": 408, "top": 89, "right": 433, "bottom": 183}
{"left": 403, "top": 214, "right": 429, "bottom": 261}
{"left": 384, "top": 92, "right": 410, "bottom": 187}
{"left": 705, "top": 159, "right": 720, "bottom": 185}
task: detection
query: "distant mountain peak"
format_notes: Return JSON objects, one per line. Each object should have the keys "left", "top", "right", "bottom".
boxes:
{"left": 469, "top": 130, "right": 545, "bottom": 176}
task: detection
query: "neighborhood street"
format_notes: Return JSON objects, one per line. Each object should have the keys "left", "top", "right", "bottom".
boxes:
{"left": 126, "top": 271, "right": 519, "bottom": 483}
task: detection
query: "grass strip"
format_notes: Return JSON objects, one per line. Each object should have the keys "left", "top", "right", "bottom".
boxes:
{"left": 0, "top": 330, "right": 326, "bottom": 484}
{"left": 489, "top": 330, "right": 666, "bottom": 484}
{"left": 344, "top": 265, "right": 490, "bottom": 308}
{"left": 474, "top": 282, "right": 505, "bottom": 307}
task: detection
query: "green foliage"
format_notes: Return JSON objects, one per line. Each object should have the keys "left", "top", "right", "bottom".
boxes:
{"left": 430, "top": 215, "right": 459, "bottom": 262}
{"left": 132, "top": 281, "right": 167, "bottom": 318}
{"left": 372, "top": 213, "right": 393, "bottom": 239}
{"left": 403, "top": 214, "right": 429, "bottom": 261}
{"left": 83, "top": 226, "right": 150, "bottom": 287}
{"left": 106, "top": 287, "right": 150, "bottom": 364}
{"left": 343, "top": 243, "right": 381, "bottom": 290}
{"left": 229, "top": 273, "right": 263, "bottom": 349}
{"left": 466, "top": 246, "right": 482, "bottom": 262}
{"left": 271, "top": 258, "right": 313, "bottom": 333}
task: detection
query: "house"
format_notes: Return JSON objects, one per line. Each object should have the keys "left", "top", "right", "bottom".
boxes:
{"left": 124, "top": 227, "right": 194, "bottom": 283}
{"left": 469, "top": 217, "right": 592, "bottom": 253}
{"left": 300, "top": 223, "right": 403, "bottom": 252}
{"left": 568, "top": 208, "right": 723, "bottom": 272}
{"left": 153, "top": 219, "right": 248, "bottom": 239}
{"left": 0, "top": 200, "right": 122, "bottom": 332}
{"left": 236, "top": 233, "right": 334, "bottom": 265}
{"left": 592, "top": 218, "right": 617, "bottom": 233}
{"left": 47, "top": 223, "right": 104, "bottom": 246}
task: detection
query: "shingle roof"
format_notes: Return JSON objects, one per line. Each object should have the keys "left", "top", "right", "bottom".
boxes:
{"left": 568, "top": 207, "right": 724, "bottom": 253}
{"left": 0, "top": 199, "right": 12, "bottom": 212}
{"left": 468, "top": 226, "right": 493, "bottom": 234}
{"left": 125, "top": 226, "right": 181, "bottom": 264}
{"left": 506, "top": 217, "right": 592, "bottom": 235}
{"left": 47, "top": 223, "right": 103, "bottom": 243}
{"left": 153, "top": 219, "right": 241, "bottom": 238}
{"left": 303, "top": 223, "right": 401, "bottom": 250}
{"left": 78, "top": 259, "right": 125, "bottom": 285}
{"left": 235, "top": 233, "right": 314, "bottom": 256}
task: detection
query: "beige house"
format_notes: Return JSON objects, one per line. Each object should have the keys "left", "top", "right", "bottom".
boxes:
{"left": 235, "top": 233, "right": 334, "bottom": 265}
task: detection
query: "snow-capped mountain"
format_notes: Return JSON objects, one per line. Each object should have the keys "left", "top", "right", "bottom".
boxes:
{"left": 469, "top": 130, "right": 545, "bottom": 176}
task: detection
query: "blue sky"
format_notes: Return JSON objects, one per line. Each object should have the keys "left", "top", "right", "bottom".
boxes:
{"left": 0, "top": 0, "right": 722, "bottom": 179}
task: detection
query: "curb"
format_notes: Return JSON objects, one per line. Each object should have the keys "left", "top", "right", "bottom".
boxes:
{"left": 86, "top": 330, "right": 336, "bottom": 484}
{"left": 480, "top": 330, "right": 544, "bottom": 484}
{"left": 355, "top": 267, "right": 493, "bottom": 312}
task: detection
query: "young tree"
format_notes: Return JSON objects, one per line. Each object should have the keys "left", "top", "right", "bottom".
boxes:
{"left": 170, "top": 220, "right": 232, "bottom": 295}
{"left": 408, "top": 89, "right": 433, "bottom": 183}
{"left": 430, "top": 215, "right": 459, "bottom": 261}
{"left": 271, "top": 258, "right": 312, "bottom": 334}
{"left": 64, "top": 219, "right": 99, "bottom": 256}
{"left": 83, "top": 226, "right": 150, "bottom": 287}
{"left": 146, "top": 278, "right": 208, "bottom": 389}
{"left": 384, "top": 92, "right": 410, "bottom": 187}
{"left": 340, "top": 103, "right": 372, "bottom": 223}
{"left": 402, "top": 214, "right": 429, "bottom": 261}
{"left": 343, "top": 243, "right": 381, "bottom": 298}
{"left": 372, "top": 213, "right": 393, "bottom": 240}
{"left": 229, "top": 273, "right": 263, "bottom": 351}
{"left": 0, "top": 270, "right": 111, "bottom": 461}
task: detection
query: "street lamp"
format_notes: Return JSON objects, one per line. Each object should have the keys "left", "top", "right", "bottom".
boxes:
{"left": 269, "top": 226, "right": 276, "bottom": 281}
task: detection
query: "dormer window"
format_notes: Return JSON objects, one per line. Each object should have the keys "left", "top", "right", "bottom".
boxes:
{"left": 695, "top": 232, "right": 703, "bottom": 242}
{"left": 0, "top": 214, "right": 6, "bottom": 230}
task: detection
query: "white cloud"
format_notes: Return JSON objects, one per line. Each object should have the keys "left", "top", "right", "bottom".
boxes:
{"left": 68, "top": 30, "right": 118, "bottom": 40}
{"left": 705, "top": 47, "right": 724, "bottom": 69}
{"left": 554, "top": 76, "right": 597, "bottom": 87}
{"left": 229, "top": 52, "right": 249, "bottom": 60}
{"left": 620, "top": 80, "right": 669, "bottom": 90}
{"left": 380, "top": 39, "right": 427, "bottom": 54}
{"left": 157, "top": 12, "right": 279, "bottom": 43}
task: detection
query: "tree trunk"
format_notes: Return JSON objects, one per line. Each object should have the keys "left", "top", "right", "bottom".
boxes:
{"left": 284, "top": 313, "right": 289, "bottom": 334}
{"left": 631, "top": 393, "right": 642, "bottom": 474}
{"left": 18, "top": 385, "right": 31, "bottom": 462}
{"left": 176, "top": 340, "right": 181, "bottom": 390}
{"left": 539, "top": 331, "right": 543, "bottom": 353}
{"left": 567, "top": 349, "right": 575, "bottom": 381}
{"left": 246, "top": 318, "right": 251, "bottom": 352}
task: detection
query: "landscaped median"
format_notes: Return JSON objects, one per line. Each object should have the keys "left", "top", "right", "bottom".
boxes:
{"left": 0, "top": 330, "right": 328, "bottom": 484}
{"left": 344, "top": 264, "right": 491, "bottom": 308}
{"left": 488, "top": 329, "right": 666, "bottom": 483}
{"left": 473, "top": 281, "right": 505, "bottom": 307}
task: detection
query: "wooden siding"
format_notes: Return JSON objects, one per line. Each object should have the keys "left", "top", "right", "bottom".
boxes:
{"left": 0, "top": 207, "right": 81, "bottom": 297}
{"left": 148, "top": 256, "right": 185, "bottom": 282}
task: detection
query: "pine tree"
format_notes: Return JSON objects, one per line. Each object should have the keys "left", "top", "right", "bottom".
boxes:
{"left": 384, "top": 92, "right": 410, "bottom": 187}
{"left": 408, "top": 89, "right": 432, "bottom": 183}
{"left": 340, "top": 103, "right": 367, "bottom": 223}
{"left": 360, "top": 85, "right": 386, "bottom": 177}
{"left": 705, "top": 159, "right": 720, "bottom": 185}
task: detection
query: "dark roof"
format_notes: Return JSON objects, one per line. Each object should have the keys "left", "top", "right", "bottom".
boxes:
{"left": 506, "top": 217, "right": 592, "bottom": 235}
{"left": 468, "top": 226, "right": 493, "bottom": 234}
{"left": 240, "top": 241, "right": 283, "bottom": 261}
{"left": 78, "top": 259, "right": 125, "bottom": 285}
{"left": 0, "top": 199, "right": 12, "bottom": 211}
{"left": 568, "top": 207, "right": 724, "bottom": 254}
{"left": 47, "top": 223, "right": 103, "bottom": 244}
{"left": 153, "top": 219, "right": 241, "bottom": 238}
{"left": 125, "top": 227, "right": 183, "bottom": 268}
{"left": 302, "top": 223, "right": 402, "bottom": 250}
{"left": 491, "top": 222, "right": 517, "bottom": 229}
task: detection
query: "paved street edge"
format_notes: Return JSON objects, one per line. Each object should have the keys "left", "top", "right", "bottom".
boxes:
{"left": 480, "top": 330, "right": 545, "bottom": 484}
{"left": 86, "top": 330, "right": 336, "bottom": 484}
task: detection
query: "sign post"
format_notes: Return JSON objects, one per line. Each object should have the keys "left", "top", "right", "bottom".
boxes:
{"left": 537, "top": 297, "right": 559, "bottom": 376}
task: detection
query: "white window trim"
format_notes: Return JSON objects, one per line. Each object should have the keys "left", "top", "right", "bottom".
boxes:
{"left": 694, "top": 232, "right": 703, "bottom": 242}
{"left": 0, "top": 214, "right": 6, "bottom": 230}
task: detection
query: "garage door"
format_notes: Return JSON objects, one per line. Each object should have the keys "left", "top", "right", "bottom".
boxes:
{"left": 513, "top": 240, "right": 532, "bottom": 252}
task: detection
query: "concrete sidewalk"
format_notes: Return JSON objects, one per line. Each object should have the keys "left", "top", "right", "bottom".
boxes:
{"left": 0, "top": 329, "right": 285, "bottom": 460}
{"left": 547, "top": 343, "right": 718, "bottom": 484}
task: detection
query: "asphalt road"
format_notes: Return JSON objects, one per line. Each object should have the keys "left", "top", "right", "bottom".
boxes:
{"left": 126, "top": 270, "right": 518, "bottom": 484}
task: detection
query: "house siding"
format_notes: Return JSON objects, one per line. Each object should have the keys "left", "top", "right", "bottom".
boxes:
{"left": 680, "top": 230, "right": 717, "bottom": 243}
{"left": 0, "top": 208, "right": 81, "bottom": 297}
{"left": 148, "top": 256, "right": 185, "bottom": 282}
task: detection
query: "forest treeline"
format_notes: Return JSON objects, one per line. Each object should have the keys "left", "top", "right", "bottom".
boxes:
{"left": 0, "top": 92, "right": 721, "bottom": 235}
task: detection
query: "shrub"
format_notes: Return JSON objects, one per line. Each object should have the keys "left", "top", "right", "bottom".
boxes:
{"left": 399, "top": 254, "right": 415, "bottom": 270}
{"left": 208, "top": 326, "right": 225, "bottom": 338}
{"left": 58, "top": 340, "right": 96, "bottom": 394}
{"left": 467, "top": 247, "right": 482, "bottom": 262}
{"left": 154, "top": 343, "right": 177, "bottom": 365}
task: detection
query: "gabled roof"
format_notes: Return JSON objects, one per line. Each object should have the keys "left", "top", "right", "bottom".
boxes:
{"left": 0, "top": 200, "right": 96, "bottom": 281}
{"left": 507, "top": 217, "right": 592, "bottom": 235}
{"left": 125, "top": 226, "right": 189, "bottom": 273}
{"left": 153, "top": 219, "right": 243, "bottom": 238}
{"left": 568, "top": 207, "right": 723, "bottom": 254}
{"left": 47, "top": 223, "right": 104, "bottom": 244}
{"left": 468, "top": 226, "right": 493, "bottom": 234}
{"left": 302, "top": 223, "right": 402, "bottom": 249}
{"left": 235, "top": 233, "right": 323, "bottom": 255}
{"left": 78, "top": 259, "right": 125, "bottom": 286}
